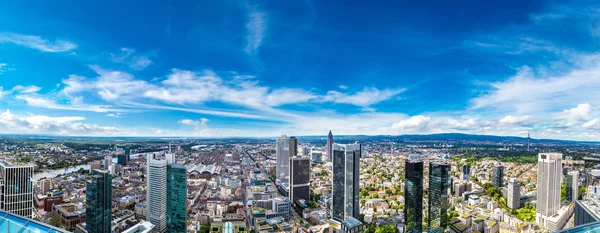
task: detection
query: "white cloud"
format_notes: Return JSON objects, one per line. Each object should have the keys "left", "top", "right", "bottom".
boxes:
{"left": 0, "top": 63, "right": 8, "bottom": 74}
{"left": 179, "top": 118, "right": 209, "bottom": 128}
{"left": 244, "top": 7, "right": 267, "bottom": 54}
{"left": 105, "top": 113, "right": 122, "bottom": 118}
{"left": 16, "top": 95, "right": 124, "bottom": 113}
{"left": 0, "top": 109, "right": 119, "bottom": 135}
{"left": 498, "top": 115, "right": 534, "bottom": 125}
{"left": 110, "top": 48, "right": 153, "bottom": 70}
{"left": 0, "top": 32, "right": 77, "bottom": 52}
{"left": 554, "top": 103, "right": 591, "bottom": 122}
{"left": 338, "top": 85, "right": 348, "bottom": 89}
{"left": 323, "top": 87, "right": 405, "bottom": 108}
{"left": 583, "top": 119, "right": 600, "bottom": 130}
{"left": 391, "top": 115, "right": 432, "bottom": 133}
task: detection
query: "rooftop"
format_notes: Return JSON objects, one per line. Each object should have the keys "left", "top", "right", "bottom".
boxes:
{"left": 0, "top": 210, "right": 69, "bottom": 233}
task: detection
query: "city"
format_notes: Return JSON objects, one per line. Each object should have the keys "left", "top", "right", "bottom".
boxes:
{"left": 2, "top": 1, "right": 600, "bottom": 233}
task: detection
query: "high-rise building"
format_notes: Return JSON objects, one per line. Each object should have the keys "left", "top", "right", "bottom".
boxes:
{"left": 0, "top": 161, "right": 34, "bottom": 218}
{"left": 461, "top": 164, "right": 470, "bottom": 180}
{"left": 118, "top": 147, "right": 130, "bottom": 166}
{"left": 332, "top": 143, "right": 361, "bottom": 222}
{"left": 85, "top": 169, "right": 112, "bottom": 233}
{"left": 310, "top": 149, "right": 322, "bottom": 164}
{"left": 508, "top": 178, "right": 521, "bottom": 209}
{"left": 40, "top": 178, "right": 52, "bottom": 194}
{"left": 276, "top": 135, "right": 290, "bottom": 185}
{"left": 167, "top": 163, "right": 187, "bottom": 233}
{"left": 289, "top": 136, "right": 298, "bottom": 157}
{"left": 492, "top": 165, "right": 504, "bottom": 188}
{"left": 536, "top": 153, "right": 562, "bottom": 228}
{"left": 147, "top": 154, "right": 167, "bottom": 233}
{"left": 567, "top": 171, "right": 579, "bottom": 204}
{"left": 104, "top": 156, "right": 112, "bottom": 170}
{"left": 290, "top": 156, "right": 310, "bottom": 203}
{"left": 428, "top": 162, "right": 451, "bottom": 233}
{"left": 404, "top": 154, "right": 424, "bottom": 233}
{"left": 327, "top": 130, "right": 334, "bottom": 161}
{"left": 302, "top": 146, "right": 310, "bottom": 156}
{"left": 89, "top": 160, "right": 101, "bottom": 173}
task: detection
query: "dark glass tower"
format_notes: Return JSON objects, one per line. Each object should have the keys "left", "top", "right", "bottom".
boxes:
{"left": 85, "top": 169, "right": 112, "bottom": 233}
{"left": 118, "top": 147, "right": 130, "bottom": 166}
{"left": 167, "top": 163, "right": 187, "bottom": 233}
{"left": 461, "top": 164, "right": 470, "bottom": 180}
{"left": 404, "top": 155, "right": 423, "bottom": 233}
{"left": 332, "top": 143, "right": 361, "bottom": 222}
{"left": 290, "top": 156, "right": 310, "bottom": 203}
{"left": 492, "top": 165, "right": 504, "bottom": 188}
{"left": 428, "top": 162, "right": 451, "bottom": 233}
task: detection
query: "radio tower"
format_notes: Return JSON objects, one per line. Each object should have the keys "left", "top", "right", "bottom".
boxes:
{"left": 527, "top": 132, "right": 530, "bottom": 152}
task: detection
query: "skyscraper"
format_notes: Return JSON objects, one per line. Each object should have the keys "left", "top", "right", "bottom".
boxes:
{"left": 332, "top": 143, "right": 361, "bottom": 222}
{"left": 276, "top": 135, "right": 290, "bottom": 185}
{"left": 327, "top": 131, "right": 334, "bottom": 161}
{"left": 404, "top": 154, "right": 423, "bottom": 233}
{"left": 508, "top": 178, "right": 521, "bottom": 209}
{"left": 167, "top": 163, "right": 187, "bottom": 233}
{"left": 85, "top": 169, "right": 112, "bottom": 233}
{"left": 290, "top": 156, "right": 310, "bottom": 203}
{"left": 147, "top": 154, "right": 167, "bottom": 233}
{"left": 567, "top": 171, "right": 579, "bottom": 204}
{"left": 104, "top": 156, "right": 112, "bottom": 170}
{"left": 428, "top": 162, "right": 451, "bottom": 233}
{"left": 289, "top": 136, "right": 298, "bottom": 157}
{"left": 118, "top": 147, "right": 130, "bottom": 166}
{"left": 492, "top": 165, "right": 504, "bottom": 188}
{"left": 536, "top": 153, "right": 562, "bottom": 228}
{"left": 0, "top": 161, "right": 34, "bottom": 218}
{"left": 461, "top": 164, "right": 470, "bottom": 180}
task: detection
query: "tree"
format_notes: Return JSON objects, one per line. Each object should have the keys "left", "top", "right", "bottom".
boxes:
{"left": 375, "top": 225, "right": 397, "bottom": 233}
{"left": 579, "top": 185, "right": 586, "bottom": 200}
{"left": 198, "top": 224, "right": 210, "bottom": 233}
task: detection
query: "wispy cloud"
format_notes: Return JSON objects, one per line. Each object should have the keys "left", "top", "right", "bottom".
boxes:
{"left": 0, "top": 32, "right": 77, "bottom": 52}
{"left": 244, "top": 7, "right": 267, "bottom": 54}
{"left": 0, "top": 109, "right": 119, "bottom": 136}
{"left": 109, "top": 48, "right": 153, "bottom": 70}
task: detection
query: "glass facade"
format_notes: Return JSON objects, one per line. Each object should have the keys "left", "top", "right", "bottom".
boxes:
{"left": 85, "top": 169, "right": 112, "bottom": 233}
{"left": 492, "top": 165, "right": 504, "bottom": 188}
{"left": 167, "top": 164, "right": 187, "bottom": 233}
{"left": 332, "top": 143, "right": 360, "bottom": 222}
{"left": 428, "top": 163, "right": 451, "bottom": 233}
{"left": 0, "top": 164, "right": 34, "bottom": 218}
{"left": 118, "top": 148, "right": 130, "bottom": 166}
{"left": 404, "top": 158, "right": 423, "bottom": 233}
{"left": 290, "top": 157, "right": 310, "bottom": 202}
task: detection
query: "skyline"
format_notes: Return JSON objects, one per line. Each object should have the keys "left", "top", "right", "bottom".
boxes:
{"left": 2, "top": 1, "right": 600, "bottom": 140}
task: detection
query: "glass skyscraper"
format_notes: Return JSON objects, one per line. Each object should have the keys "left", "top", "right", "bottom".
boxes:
{"left": 404, "top": 154, "right": 423, "bottom": 233}
{"left": 492, "top": 165, "right": 504, "bottom": 188}
{"left": 332, "top": 143, "right": 361, "bottom": 222}
{"left": 0, "top": 161, "right": 34, "bottom": 218}
{"left": 167, "top": 163, "right": 187, "bottom": 233}
{"left": 428, "top": 162, "right": 451, "bottom": 233}
{"left": 85, "top": 169, "right": 112, "bottom": 233}
{"left": 118, "top": 147, "right": 130, "bottom": 166}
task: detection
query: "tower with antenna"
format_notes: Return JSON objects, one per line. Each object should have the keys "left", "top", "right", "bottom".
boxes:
{"left": 527, "top": 132, "right": 530, "bottom": 152}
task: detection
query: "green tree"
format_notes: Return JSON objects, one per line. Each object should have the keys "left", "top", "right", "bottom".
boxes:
{"left": 375, "top": 225, "right": 397, "bottom": 233}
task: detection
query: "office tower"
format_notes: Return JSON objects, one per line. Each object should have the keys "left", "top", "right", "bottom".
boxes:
{"left": 508, "top": 178, "right": 521, "bottom": 209}
{"left": 104, "top": 156, "right": 112, "bottom": 170}
{"left": 289, "top": 136, "right": 298, "bottom": 157}
{"left": 302, "top": 146, "right": 309, "bottom": 156}
{"left": 167, "top": 163, "right": 187, "bottom": 233}
{"left": 311, "top": 149, "right": 322, "bottom": 164}
{"left": 40, "top": 178, "right": 52, "bottom": 194}
{"left": 85, "top": 169, "right": 112, "bottom": 233}
{"left": 461, "top": 164, "right": 470, "bottom": 180}
{"left": 567, "top": 171, "right": 579, "bottom": 204}
{"left": 327, "top": 131, "right": 334, "bottom": 161}
{"left": 118, "top": 147, "right": 130, "bottom": 166}
{"left": 536, "top": 153, "right": 562, "bottom": 228}
{"left": 89, "top": 160, "right": 101, "bottom": 173}
{"left": 290, "top": 156, "right": 310, "bottom": 203}
{"left": 404, "top": 154, "right": 423, "bottom": 233}
{"left": 527, "top": 133, "right": 531, "bottom": 152}
{"left": 428, "top": 162, "right": 451, "bottom": 233}
{"left": 147, "top": 154, "right": 167, "bottom": 233}
{"left": 492, "top": 165, "right": 504, "bottom": 188}
{"left": 0, "top": 161, "right": 34, "bottom": 218}
{"left": 332, "top": 143, "right": 361, "bottom": 222}
{"left": 276, "top": 135, "right": 290, "bottom": 185}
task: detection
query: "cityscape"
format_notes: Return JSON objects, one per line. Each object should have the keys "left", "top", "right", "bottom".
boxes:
{"left": 2, "top": 1, "right": 600, "bottom": 233}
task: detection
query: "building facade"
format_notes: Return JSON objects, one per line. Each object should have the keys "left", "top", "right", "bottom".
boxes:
{"left": 167, "top": 163, "right": 187, "bottom": 233}
{"left": 332, "top": 143, "right": 361, "bottom": 222}
{"left": 428, "top": 162, "right": 451, "bottom": 233}
{"left": 327, "top": 130, "right": 334, "bottom": 162}
{"left": 0, "top": 160, "right": 34, "bottom": 218}
{"left": 461, "top": 164, "right": 470, "bottom": 180}
{"left": 492, "top": 165, "right": 504, "bottom": 188}
{"left": 275, "top": 135, "right": 290, "bottom": 185}
{"left": 147, "top": 154, "right": 167, "bottom": 233}
{"left": 507, "top": 178, "right": 521, "bottom": 209}
{"left": 536, "top": 153, "right": 562, "bottom": 228}
{"left": 404, "top": 154, "right": 423, "bottom": 233}
{"left": 290, "top": 156, "right": 310, "bottom": 203}
{"left": 567, "top": 171, "right": 579, "bottom": 204}
{"left": 86, "top": 169, "right": 112, "bottom": 233}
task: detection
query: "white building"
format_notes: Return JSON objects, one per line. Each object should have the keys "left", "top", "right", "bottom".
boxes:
{"left": 536, "top": 153, "right": 562, "bottom": 229}
{"left": 40, "top": 178, "right": 52, "bottom": 194}
{"left": 0, "top": 160, "right": 34, "bottom": 218}
{"left": 146, "top": 153, "right": 167, "bottom": 232}
{"left": 546, "top": 204, "right": 574, "bottom": 232}
{"left": 276, "top": 135, "right": 290, "bottom": 185}
{"left": 104, "top": 156, "right": 112, "bottom": 170}
{"left": 507, "top": 178, "right": 520, "bottom": 209}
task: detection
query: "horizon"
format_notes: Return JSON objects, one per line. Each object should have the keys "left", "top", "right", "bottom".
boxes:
{"left": 1, "top": 1, "right": 600, "bottom": 140}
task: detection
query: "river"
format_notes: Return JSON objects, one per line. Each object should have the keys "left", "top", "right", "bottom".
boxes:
{"left": 33, "top": 157, "right": 118, "bottom": 181}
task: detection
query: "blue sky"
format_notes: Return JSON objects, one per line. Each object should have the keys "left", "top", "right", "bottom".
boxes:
{"left": 1, "top": 0, "right": 600, "bottom": 140}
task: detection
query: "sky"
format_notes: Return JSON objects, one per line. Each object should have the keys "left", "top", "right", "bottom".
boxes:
{"left": 1, "top": 1, "right": 600, "bottom": 140}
